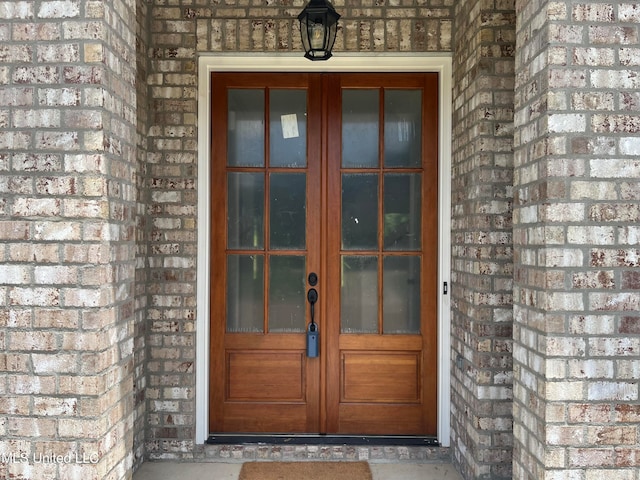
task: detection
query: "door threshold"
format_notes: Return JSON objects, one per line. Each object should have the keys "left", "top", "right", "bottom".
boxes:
{"left": 206, "top": 434, "right": 439, "bottom": 446}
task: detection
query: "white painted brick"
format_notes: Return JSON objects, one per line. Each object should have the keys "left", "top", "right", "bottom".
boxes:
{"left": 589, "top": 337, "right": 640, "bottom": 357}
{"left": 569, "top": 315, "right": 615, "bottom": 335}
{"left": 546, "top": 359, "right": 567, "bottom": 379}
{"left": 587, "top": 382, "right": 638, "bottom": 401}
{"left": 34, "top": 266, "right": 78, "bottom": 284}
{"left": 618, "top": 226, "right": 640, "bottom": 245}
{"left": 37, "top": 1, "right": 80, "bottom": 19}
{"left": 0, "top": 265, "right": 30, "bottom": 284}
{"left": 586, "top": 471, "right": 635, "bottom": 480}
{"left": 617, "top": 360, "right": 640, "bottom": 379}
{"left": 13, "top": 109, "right": 61, "bottom": 128}
{"left": 589, "top": 292, "right": 640, "bottom": 311}
{"left": 33, "top": 397, "right": 78, "bottom": 416}
{"left": 619, "top": 47, "right": 640, "bottom": 66}
{"left": 567, "top": 226, "right": 615, "bottom": 244}
{"left": 544, "top": 293, "right": 584, "bottom": 311}
{"left": 9, "top": 287, "right": 60, "bottom": 306}
{"left": 619, "top": 5, "right": 640, "bottom": 22}
{"left": 544, "top": 469, "right": 585, "bottom": 480}
{"left": 542, "top": 203, "right": 585, "bottom": 223}
{"left": 568, "top": 359, "right": 614, "bottom": 379}
{"left": 547, "top": 425, "right": 586, "bottom": 445}
{"left": 591, "top": 70, "right": 640, "bottom": 89}
{"left": 540, "top": 248, "right": 583, "bottom": 267}
{"left": 547, "top": 337, "right": 586, "bottom": 357}
{"left": 32, "top": 353, "right": 78, "bottom": 374}
{"left": 547, "top": 114, "right": 586, "bottom": 133}
{"left": 619, "top": 137, "right": 640, "bottom": 155}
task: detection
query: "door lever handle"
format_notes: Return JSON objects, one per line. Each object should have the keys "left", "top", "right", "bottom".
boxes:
{"left": 307, "top": 288, "right": 319, "bottom": 357}
{"left": 307, "top": 288, "right": 318, "bottom": 328}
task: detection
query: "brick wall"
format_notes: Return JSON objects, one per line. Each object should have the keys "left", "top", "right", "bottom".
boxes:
{"left": 0, "top": 1, "right": 139, "bottom": 479}
{"left": 191, "top": 0, "right": 453, "bottom": 53}
{"left": 144, "top": 0, "right": 455, "bottom": 460}
{"left": 451, "top": 0, "right": 516, "bottom": 478}
{"left": 134, "top": 0, "right": 151, "bottom": 471}
{"left": 513, "top": 0, "right": 640, "bottom": 478}
{"left": 8, "top": 1, "right": 638, "bottom": 479}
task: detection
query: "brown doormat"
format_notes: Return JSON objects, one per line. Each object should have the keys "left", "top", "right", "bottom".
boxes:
{"left": 238, "top": 461, "right": 373, "bottom": 480}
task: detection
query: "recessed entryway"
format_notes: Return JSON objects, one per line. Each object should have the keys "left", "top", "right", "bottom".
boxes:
{"left": 196, "top": 54, "right": 452, "bottom": 445}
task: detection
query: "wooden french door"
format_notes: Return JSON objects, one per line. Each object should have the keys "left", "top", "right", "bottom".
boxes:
{"left": 209, "top": 72, "right": 439, "bottom": 436}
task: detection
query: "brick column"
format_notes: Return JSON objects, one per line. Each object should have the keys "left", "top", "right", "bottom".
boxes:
{"left": 451, "top": 0, "right": 516, "bottom": 478}
{"left": 0, "top": 1, "right": 139, "bottom": 479}
{"left": 513, "top": 1, "right": 640, "bottom": 478}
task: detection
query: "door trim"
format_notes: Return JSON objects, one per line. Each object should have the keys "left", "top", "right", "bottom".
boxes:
{"left": 196, "top": 53, "right": 452, "bottom": 446}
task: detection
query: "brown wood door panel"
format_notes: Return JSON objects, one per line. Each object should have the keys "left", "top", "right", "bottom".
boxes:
{"left": 209, "top": 72, "right": 322, "bottom": 434}
{"left": 337, "top": 404, "right": 430, "bottom": 435}
{"left": 324, "top": 72, "right": 439, "bottom": 436}
{"left": 227, "top": 351, "right": 306, "bottom": 401}
{"left": 341, "top": 351, "right": 421, "bottom": 403}
{"left": 210, "top": 71, "right": 439, "bottom": 436}
{"left": 222, "top": 404, "right": 310, "bottom": 433}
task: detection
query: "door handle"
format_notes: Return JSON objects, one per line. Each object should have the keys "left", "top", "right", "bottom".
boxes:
{"left": 307, "top": 288, "right": 318, "bottom": 328}
{"left": 307, "top": 288, "right": 319, "bottom": 357}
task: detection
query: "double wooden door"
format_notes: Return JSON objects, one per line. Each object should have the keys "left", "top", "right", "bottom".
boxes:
{"left": 209, "top": 72, "right": 438, "bottom": 436}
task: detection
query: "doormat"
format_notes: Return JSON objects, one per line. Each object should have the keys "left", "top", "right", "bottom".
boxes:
{"left": 238, "top": 461, "right": 372, "bottom": 480}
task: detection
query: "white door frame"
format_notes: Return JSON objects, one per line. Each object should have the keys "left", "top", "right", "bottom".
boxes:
{"left": 195, "top": 53, "right": 452, "bottom": 446}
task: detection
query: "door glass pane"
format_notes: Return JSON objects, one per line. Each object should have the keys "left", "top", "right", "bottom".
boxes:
{"left": 269, "top": 256, "right": 305, "bottom": 332}
{"left": 384, "top": 90, "right": 422, "bottom": 168}
{"left": 341, "top": 256, "right": 378, "bottom": 333}
{"left": 342, "top": 174, "right": 378, "bottom": 250}
{"left": 383, "top": 256, "right": 420, "bottom": 334}
{"left": 228, "top": 89, "right": 265, "bottom": 167}
{"left": 384, "top": 173, "right": 421, "bottom": 251}
{"left": 270, "top": 173, "right": 306, "bottom": 250}
{"left": 228, "top": 172, "right": 264, "bottom": 249}
{"left": 270, "top": 89, "right": 307, "bottom": 167}
{"left": 342, "top": 89, "right": 379, "bottom": 168}
{"left": 227, "top": 254, "right": 264, "bottom": 333}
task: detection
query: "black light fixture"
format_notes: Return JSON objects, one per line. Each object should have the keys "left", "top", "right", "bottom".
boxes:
{"left": 298, "top": 0, "right": 341, "bottom": 61}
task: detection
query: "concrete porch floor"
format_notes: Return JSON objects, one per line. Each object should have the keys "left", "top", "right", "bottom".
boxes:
{"left": 133, "top": 461, "right": 464, "bottom": 480}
